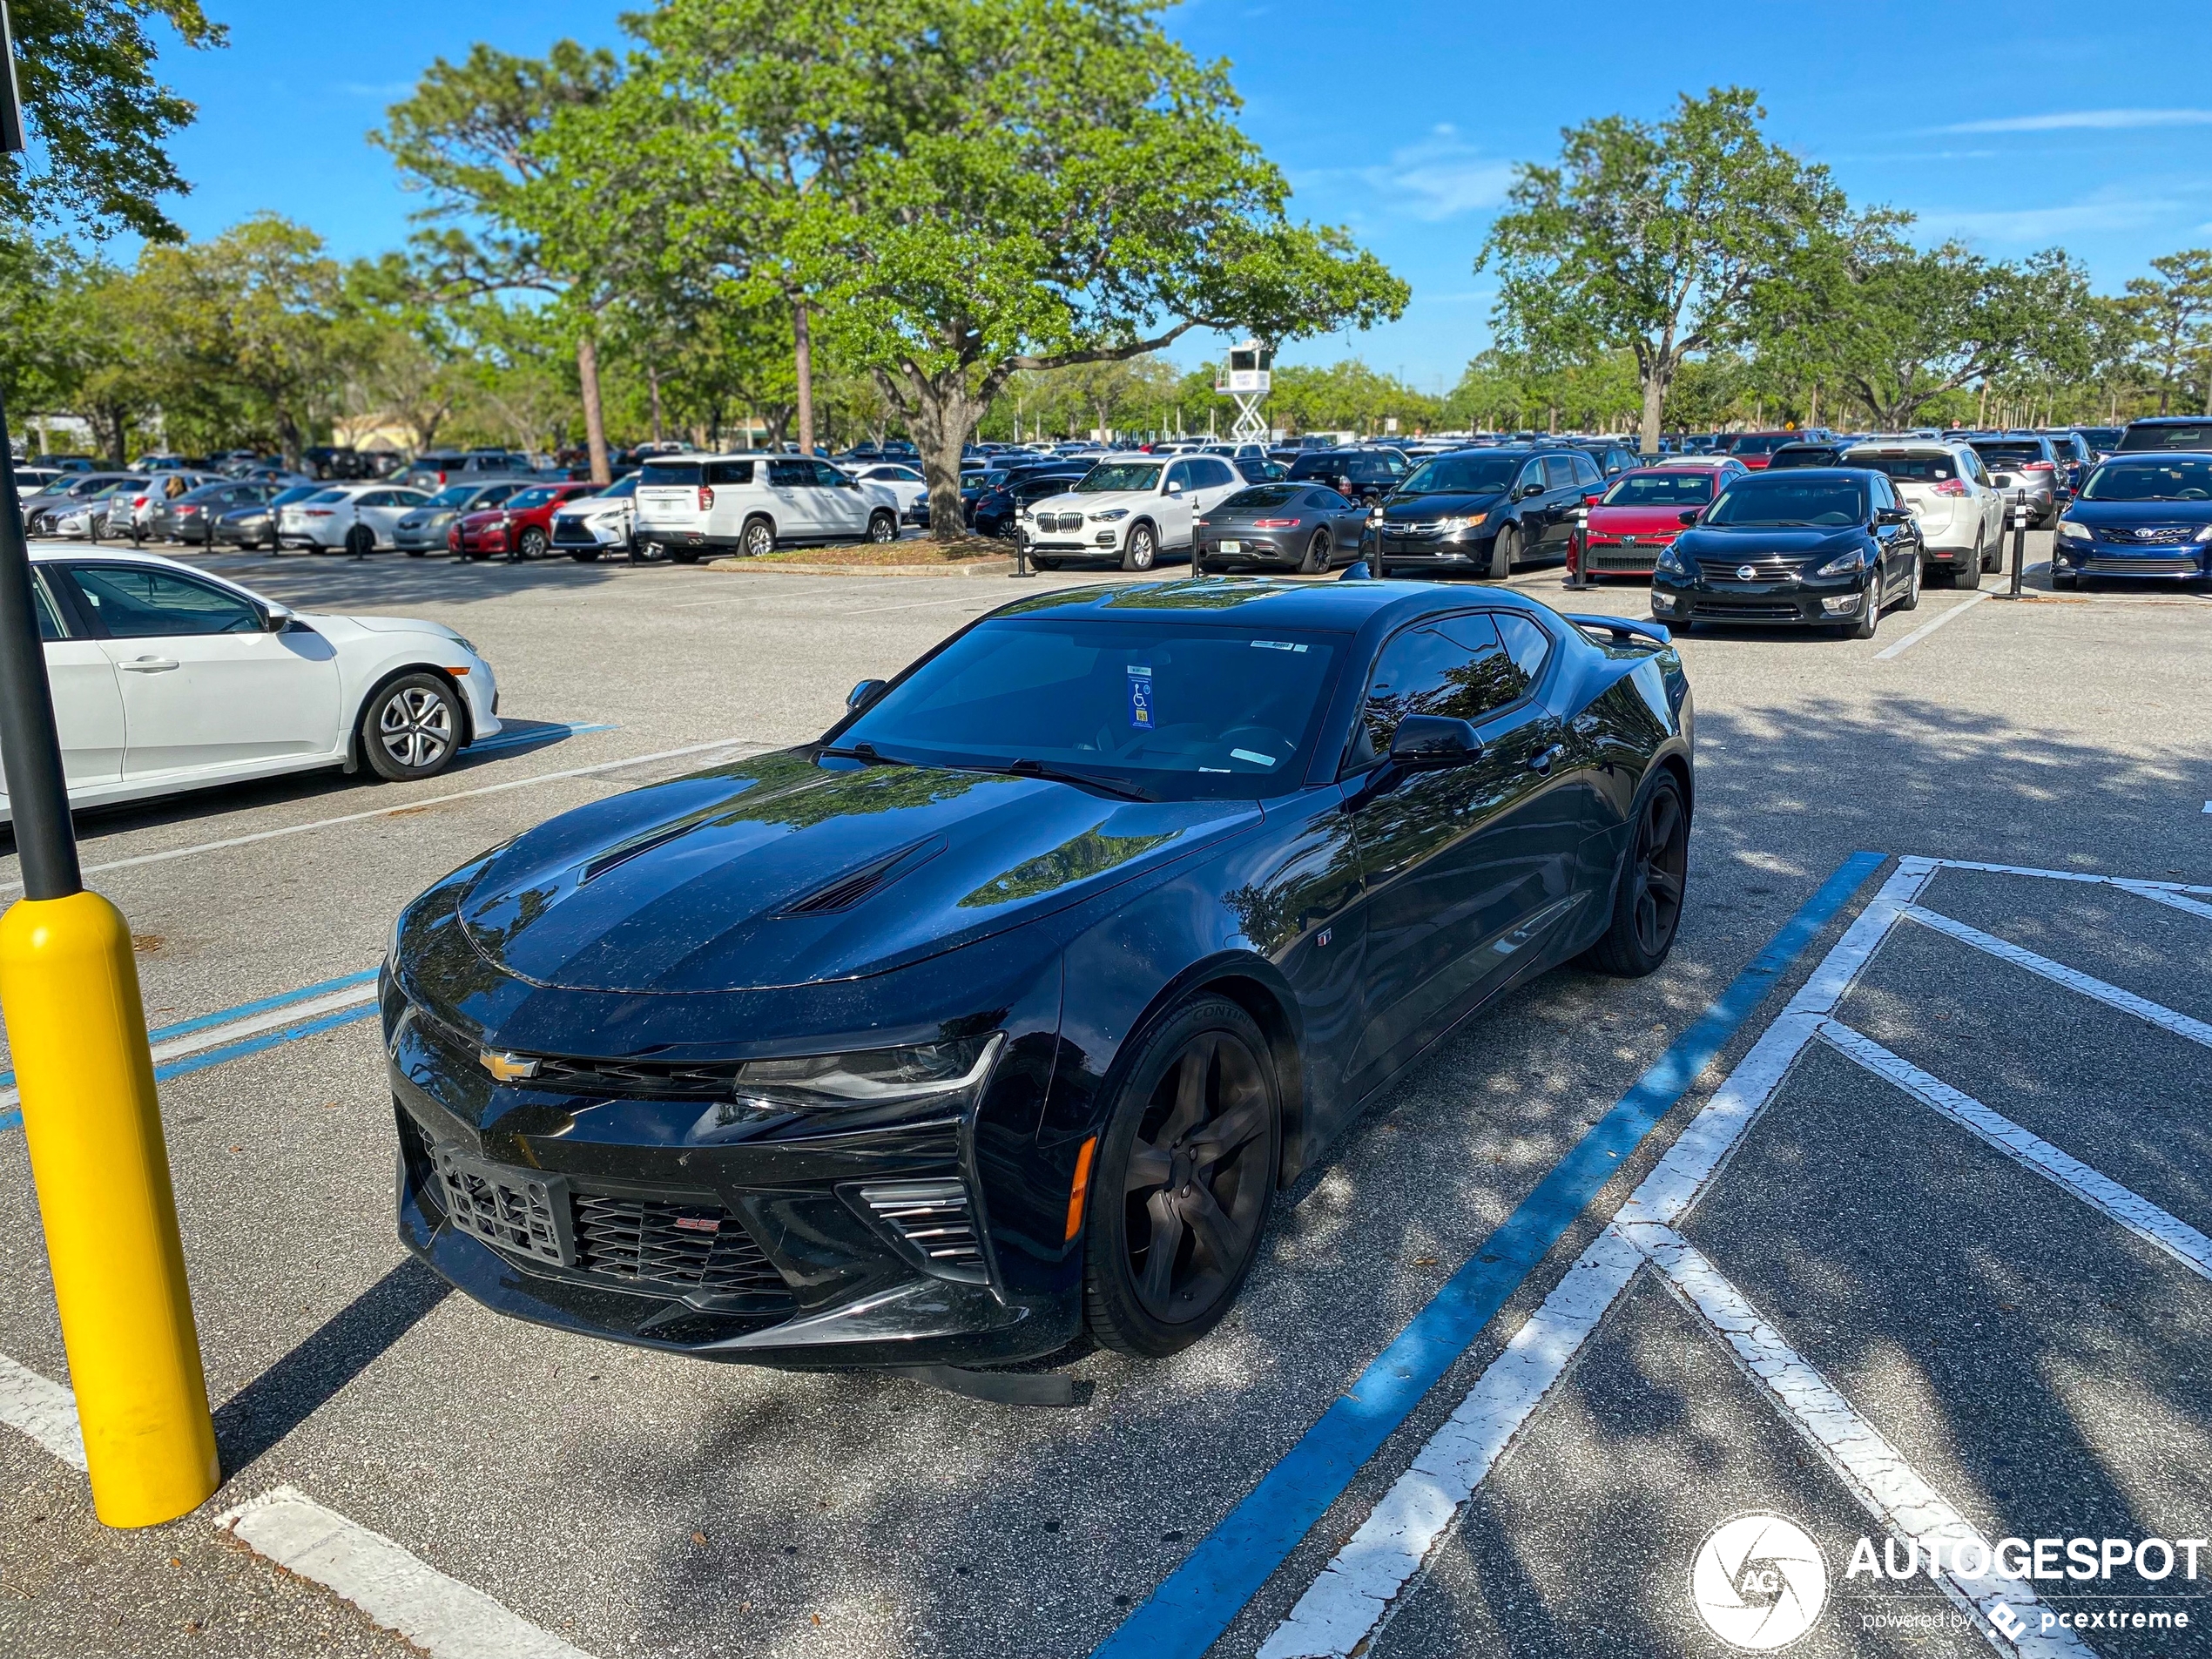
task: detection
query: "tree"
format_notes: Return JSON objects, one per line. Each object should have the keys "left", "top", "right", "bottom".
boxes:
{"left": 2122, "top": 251, "right": 2212, "bottom": 415}
{"left": 375, "top": 42, "right": 627, "bottom": 479}
{"left": 644, "top": 0, "right": 1405, "bottom": 536}
{"left": 3, "top": 0, "right": 225, "bottom": 240}
{"left": 1479, "top": 87, "right": 1854, "bottom": 454}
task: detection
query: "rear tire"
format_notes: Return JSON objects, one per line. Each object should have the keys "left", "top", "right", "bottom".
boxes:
{"left": 344, "top": 524, "right": 374, "bottom": 558}
{"left": 1580, "top": 772, "right": 1689, "bottom": 977}
{"left": 1487, "top": 524, "right": 1518, "bottom": 581}
{"left": 741, "top": 516, "right": 776, "bottom": 559}
{"left": 359, "top": 673, "right": 462, "bottom": 783}
{"left": 1083, "top": 995, "right": 1281, "bottom": 1358}
{"left": 1298, "top": 529, "right": 1331, "bottom": 576}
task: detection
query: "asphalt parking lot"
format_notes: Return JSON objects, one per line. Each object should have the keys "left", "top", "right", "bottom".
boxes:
{"left": 3, "top": 535, "right": 2209, "bottom": 1659}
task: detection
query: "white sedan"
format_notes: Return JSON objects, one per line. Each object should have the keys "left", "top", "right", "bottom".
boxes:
{"left": 278, "top": 483, "right": 436, "bottom": 555}
{"left": 847, "top": 462, "right": 931, "bottom": 524}
{"left": 0, "top": 549, "right": 502, "bottom": 826}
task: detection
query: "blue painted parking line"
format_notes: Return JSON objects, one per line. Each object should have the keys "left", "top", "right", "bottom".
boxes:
{"left": 468, "top": 721, "right": 616, "bottom": 758}
{"left": 143, "top": 969, "right": 380, "bottom": 1048}
{"left": 1089, "top": 849, "right": 1889, "bottom": 1659}
{"left": 148, "top": 1001, "right": 379, "bottom": 1088}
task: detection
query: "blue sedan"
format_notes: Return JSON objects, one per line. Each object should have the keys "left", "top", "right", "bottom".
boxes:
{"left": 2052, "top": 455, "right": 2212, "bottom": 589}
{"left": 381, "top": 579, "right": 1693, "bottom": 1379}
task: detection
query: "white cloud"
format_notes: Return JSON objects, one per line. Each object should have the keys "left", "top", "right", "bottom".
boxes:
{"left": 1911, "top": 194, "right": 2181, "bottom": 243}
{"left": 1293, "top": 125, "right": 1513, "bottom": 223}
{"left": 1935, "top": 108, "right": 2212, "bottom": 133}
{"left": 340, "top": 81, "right": 416, "bottom": 100}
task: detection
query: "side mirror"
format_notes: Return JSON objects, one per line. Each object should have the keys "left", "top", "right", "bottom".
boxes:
{"left": 846, "top": 678, "right": 889, "bottom": 714}
{"left": 1876, "top": 505, "right": 1913, "bottom": 524}
{"left": 261, "top": 601, "right": 294, "bottom": 632}
{"left": 1166, "top": 479, "right": 1184, "bottom": 495}
{"left": 1582, "top": 492, "right": 1604, "bottom": 507}
{"left": 1677, "top": 509, "right": 1702, "bottom": 527}
{"left": 1517, "top": 482, "right": 1544, "bottom": 501}
{"left": 1388, "top": 715, "right": 1483, "bottom": 769}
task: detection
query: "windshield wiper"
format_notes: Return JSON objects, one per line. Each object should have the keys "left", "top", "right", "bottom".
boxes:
{"left": 956, "top": 759, "right": 1154, "bottom": 801}
{"left": 816, "top": 742, "right": 914, "bottom": 767}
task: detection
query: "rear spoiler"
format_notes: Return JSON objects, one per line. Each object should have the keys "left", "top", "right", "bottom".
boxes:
{"left": 1565, "top": 613, "right": 1671, "bottom": 649}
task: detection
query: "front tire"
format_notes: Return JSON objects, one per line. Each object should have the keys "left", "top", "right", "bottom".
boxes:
{"left": 344, "top": 524, "right": 374, "bottom": 558}
{"left": 1083, "top": 995, "right": 1281, "bottom": 1358}
{"left": 867, "top": 509, "right": 898, "bottom": 544}
{"left": 1847, "top": 575, "right": 1882, "bottom": 639}
{"left": 569, "top": 546, "right": 601, "bottom": 563}
{"left": 517, "top": 526, "right": 549, "bottom": 561}
{"left": 1580, "top": 772, "right": 1689, "bottom": 977}
{"left": 359, "top": 673, "right": 462, "bottom": 783}
{"left": 1487, "top": 524, "right": 1519, "bottom": 581}
{"left": 1121, "top": 523, "right": 1157, "bottom": 572}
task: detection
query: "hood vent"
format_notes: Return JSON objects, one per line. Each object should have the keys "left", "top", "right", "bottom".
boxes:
{"left": 579, "top": 814, "right": 718, "bottom": 885}
{"left": 777, "top": 836, "right": 948, "bottom": 916}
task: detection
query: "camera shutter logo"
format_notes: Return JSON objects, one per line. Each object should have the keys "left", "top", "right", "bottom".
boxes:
{"left": 1689, "top": 1512, "right": 1829, "bottom": 1649}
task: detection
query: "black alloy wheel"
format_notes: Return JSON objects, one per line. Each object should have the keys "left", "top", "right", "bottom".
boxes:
{"left": 1085, "top": 996, "right": 1281, "bottom": 1357}
{"left": 1299, "top": 529, "right": 1331, "bottom": 576}
{"left": 1488, "top": 523, "right": 1519, "bottom": 581}
{"left": 1581, "top": 772, "right": 1689, "bottom": 976}
{"left": 1121, "top": 523, "right": 1157, "bottom": 572}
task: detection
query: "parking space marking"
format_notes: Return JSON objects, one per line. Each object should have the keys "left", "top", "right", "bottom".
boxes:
{"left": 1873, "top": 590, "right": 1993, "bottom": 660}
{"left": 1638, "top": 1227, "right": 2090, "bottom": 1659}
{"left": 845, "top": 593, "right": 1008, "bottom": 617}
{"left": 0, "top": 737, "right": 765, "bottom": 896}
{"left": 1093, "top": 849, "right": 1889, "bottom": 1659}
{"left": 1922, "top": 859, "right": 2212, "bottom": 901}
{"left": 0, "top": 1352, "right": 87, "bottom": 1469}
{"left": 218, "top": 1487, "right": 597, "bottom": 1659}
{"left": 1815, "top": 1018, "right": 2212, "bottom": 1281}
{"left": 465, "top": 721, "right": 617, "bottom": 757}
{"left": 1901, "top": 904, "right": 2212, "bottom": 1049}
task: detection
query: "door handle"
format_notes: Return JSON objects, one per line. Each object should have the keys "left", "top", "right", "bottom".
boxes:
{"left": 119, "top": 657, "right": 180, "bottom": 672}
{"left": 1528, "top": 744, "right": 1566, "bottom": 775}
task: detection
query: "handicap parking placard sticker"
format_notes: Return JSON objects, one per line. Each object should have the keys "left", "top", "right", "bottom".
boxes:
{"left": 1128, "top": 664, "right": 1153, "bottom": 729}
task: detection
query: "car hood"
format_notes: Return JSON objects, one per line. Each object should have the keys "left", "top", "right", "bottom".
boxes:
{"left": 1676, "top": 524, "right": 1865, "bottom": 559}
{"left": 305, "top": 614, "right": 466, "bottom": 644}
{"left": 2067, "top": 500, "right": 2212, "bottom": 527}
{"left": 1587, "top": 504, "right": 1693, "bottom": 534}
{"left": 1381, "top": 490, "right": 1505, "bottom": 521}
{"left": 451, "top": 752, "right": 1262, "bottom": 994}
{"left": 1031, "top": 489, "right": 1154, "bottom": 514}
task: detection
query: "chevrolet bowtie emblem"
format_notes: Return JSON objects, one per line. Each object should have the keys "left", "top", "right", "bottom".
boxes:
{"left": 479, "top": 1049, "right": 541, "bottom": 1082}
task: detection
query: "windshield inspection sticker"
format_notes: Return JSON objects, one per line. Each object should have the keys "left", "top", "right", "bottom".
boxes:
{"left": 1128, "top": 664, "right": 1154, "bottom": 729}
{"left": 1251, "top": 639, "right": 1308, "bottom": 652}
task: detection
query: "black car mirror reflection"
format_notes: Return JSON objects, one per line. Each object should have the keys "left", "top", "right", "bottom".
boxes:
{"left": 846, "top": 678, "right": 889, "bottom": 713}
{"left": 1387, "top": 715, "right": 1483, "bottom": 768}
{"left": 1677, "top": 509, "right": 1702, "bottom": 526}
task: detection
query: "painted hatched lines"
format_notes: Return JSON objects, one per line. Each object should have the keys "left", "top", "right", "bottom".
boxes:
{"left": 1901, "top": 904, "right": 2212, "bottom": 1050}
{"left": 0, "top": 1352, "right": 87, "bottom": 1470}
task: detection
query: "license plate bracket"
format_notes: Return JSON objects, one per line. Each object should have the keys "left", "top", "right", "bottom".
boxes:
{"left": 433, "top": 1147, "right": 574, "bottom": 1266}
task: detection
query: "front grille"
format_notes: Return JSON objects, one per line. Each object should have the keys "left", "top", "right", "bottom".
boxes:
{"left": 2082, "top": 556, "right": 2201, "bottom": 576}
{"left": 1034, "top": 511, "right": 1084, "bottom": 534}
{"left": 1587, "top": 549, "right": 1660, "bottom": 571}
{"left": 1696, "top": 557, "right": 1799, "bottom": 581}
{"left": 2095, "top": 525, "right": 2195, "bottom": 544}
{"left": 529, "top": 1055, "right": 737, "bottom": 1099}
{"left": 857, "top": 1179, "right": 986, "bottom": 1280}
{"left": 571, "top": 1193, "right": 789, "bottom": 1297}
{"left": 1386, "top": 521, "right": 1445, "bottom": 537}
{"left": 1692, "top": 600, "right": 1803, "bottom": 621}
{"left": 551, "top": 517, "right": 599, "bottom": 544}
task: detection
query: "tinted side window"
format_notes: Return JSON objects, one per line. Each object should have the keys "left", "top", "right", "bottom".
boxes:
{"left": 767, "top": 459, "right": 813, "bottom": 487}
{"left": 31, "top": 570, "right": 68, "bottom": 640}
{"left": 1164, "top": 461, "right": 1194, "bottom": 490}
{"left": 1543, "top": 456, "right": 1577, "bottom": 490}
{"left": 1517, "top": 461, "right": 1546, "bottom": 494}
{"left": 68, "top": 565, "right": 261, "bottom": 637}
{"left": 1347, "top": 617, "right": 1526, "bottom": 769}
{"left": 1575, "top": 454, "right": 1605, "bottom": 487}
{"left": 707, "top": 460, "right": 757, "bottom": 486}
{"left": 1197, "top": 458, "right": 1238, "bottom": 489}
{"left": 812, "top": 460, "right": 850, "bottom": 488}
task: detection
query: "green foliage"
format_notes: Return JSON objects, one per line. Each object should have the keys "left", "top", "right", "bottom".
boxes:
{"left": 3, "top": 0, "right": 225, "bottom": 240}
{"left": 2121, "top": 251, "right": 2212, "bottom": 415}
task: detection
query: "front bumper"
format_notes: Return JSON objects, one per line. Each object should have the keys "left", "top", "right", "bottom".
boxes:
{"left": 1650, "top": 563, "right": 1873, "bottom": 626}
{"left": 2052, "top": 537, "right": 2210, "bottom": 580}
{"left": 1373, "top": 527, "right": 1492, "bottom": 565}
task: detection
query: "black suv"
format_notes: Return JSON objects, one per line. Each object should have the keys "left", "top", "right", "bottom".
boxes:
{"left": 1372, "top": 445, "right": 1607, "bottom": 580}
{"left": 2115, "top": 415, "right": 2212, "bottom": 454}
{"left": 1285, "top": 447, "right": 1411, "bottom": 504}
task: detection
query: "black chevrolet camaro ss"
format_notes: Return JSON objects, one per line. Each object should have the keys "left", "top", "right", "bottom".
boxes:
{"left": 382, "top": 579, "right": 1694, "bottom": 1377}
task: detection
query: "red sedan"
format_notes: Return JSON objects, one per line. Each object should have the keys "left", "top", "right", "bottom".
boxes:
{"left": 450, "top": 482, "right": 601, "bottom": 561}
{"left": 1569, "top": 467, "right": 1734, "bottom": 584}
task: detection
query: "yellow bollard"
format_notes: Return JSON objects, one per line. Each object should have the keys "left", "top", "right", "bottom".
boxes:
{"left": 0, "top": 889, "right": 219, "bottom": 1526}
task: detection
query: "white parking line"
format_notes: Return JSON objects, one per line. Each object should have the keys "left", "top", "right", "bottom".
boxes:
{"left": 0, "top": 737, "right": 765, "bottom": 896}
{"left": 1920, "top": 859, "right": 2212, "bottom": 900}
{"left": 844, "top": 593, "right": 1007, "bottom": 616}
{"left": 1873, "top": 590, "right": 1992, "bottom": 660}
{"left": 219, "top": 1487, "right": 598, "bottom": 1659}
{"left": 0, "top": 1352, "right": 87, "bottom": 1469}
{"left": 1901, "top": 905, "right": 2212, "bottom": 1050}
{"left": 1817, "top": 1019, "right": 2212, "bottom": 1281}
{"left": 1638, "top": 1227, "right": 2089, "bottom": 1659}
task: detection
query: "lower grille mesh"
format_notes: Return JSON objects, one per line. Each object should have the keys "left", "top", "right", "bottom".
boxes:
{"left": 571, "top": 1193, "right": 790, "bottom": 1297}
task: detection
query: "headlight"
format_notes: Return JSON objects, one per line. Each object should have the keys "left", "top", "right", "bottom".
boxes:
{"left": 1437, "top": 513, "right": 1487, "bottom": 533}
{"left": 2194, "top": 524, "right": 2212, "bottom": 543}
{"left": 1656, "top": 543, "right": 1687, "bottom": 575}
{"left": 2056, "top": 520, "right": 2092, "bottom": 542}
{"left": 732, "top": 1033, "right": 1003, "bottom": 1116}
{"left": 1090, "top": 509, "right": 1129, "bottom": 522}
{"left": 398, "top": 516, "right": 424, "bottom": 529}
{"left": 448, "top": 633, "right": 480, "bottom": 655}
{"left": 1816, "top": 550, "right": 1865, "bottom": 577}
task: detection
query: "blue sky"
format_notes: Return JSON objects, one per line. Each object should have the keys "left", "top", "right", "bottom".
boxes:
{"left": 138, "top": 0, "right": 2212, "bottom": 385}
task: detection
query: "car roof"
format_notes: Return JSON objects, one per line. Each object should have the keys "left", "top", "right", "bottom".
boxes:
{"left": 975, "top": 576, "right": 1566, "bottom": 633}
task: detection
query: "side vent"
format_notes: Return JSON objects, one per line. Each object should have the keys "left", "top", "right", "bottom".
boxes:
{"left": 856, "top": 1179, "right": 987, "bottom": 1283}
{"left": 777, "top": 836, "right": 946, "bottom": 916}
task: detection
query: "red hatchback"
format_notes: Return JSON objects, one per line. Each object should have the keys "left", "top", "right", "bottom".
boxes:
{"left": 451, "top": 482, "right": 601, "bottom": 561}
{"left": 1570, "top": 468, "right": 1728, "bottom": 584}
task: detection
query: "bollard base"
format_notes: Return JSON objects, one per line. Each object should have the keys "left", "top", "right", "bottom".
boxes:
{"left": 0, "top": 892, "right": 219, "bottom": 1526}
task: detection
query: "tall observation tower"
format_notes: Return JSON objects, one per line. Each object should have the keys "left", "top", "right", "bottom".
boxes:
{"left": 1215, "top": 341, "right": 1274, "bottom": 442}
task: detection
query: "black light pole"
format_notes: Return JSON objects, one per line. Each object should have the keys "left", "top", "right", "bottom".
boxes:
{"left": 0, "top": 398, "right": 78, "bottom": 898}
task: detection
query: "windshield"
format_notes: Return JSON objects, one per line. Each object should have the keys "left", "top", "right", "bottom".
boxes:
{"left": 1397, "top": 455, "right": 1522, "bottom": 496}
{"left": 2075, "top": 428, "right": 2122, "bottom": 449}
{"left": 640, "top": 461, "right": 704, "bottom": 487}
{"left": 266, "top": 485, "right": 320, "bottom": 507}
{"left": 1076, "top": 463, "right": 1160, "bottom": 493}
{"left": 1846, "top": 450, "right": 1958, "bottom": 482}
{"left": 1601, "top": 472, "right": 1714, "bottom": 507}
{"left": 1727, "top": 435, "right": 1793, "bottom": 455}
{"left": 1970, "top": 442, "right": 2047, "bottom": 467}
{"left": 2080, "top": 459, "right": 2212, "bottom": 501}
{"left": 840, "top": 618, "right": 1347, "bottom": 799}
{"left": 426, "top": 485, "right": 479, "bottom": 508}
{"left": 596, "top": 475, "right": 640, "bottom": 499}
{"left": 2118, "top": 422, "right": 2212, "bottom": 452}
{"left": 1703, "top": 477, "right": 1868, "bottom": 528}
{"left": 508, "top": 487, "right": 561, "bottom": 509}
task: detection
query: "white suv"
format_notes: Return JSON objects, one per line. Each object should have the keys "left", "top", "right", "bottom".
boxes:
{"left": 632, "top": 454, "right": 901, "bottom": 563}
{"left": 1840, "top": 441, "right": 2008, "bottom": 586}
{"left": 1020, "top": 453, "right": 1244, "bottom": 571}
